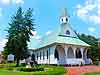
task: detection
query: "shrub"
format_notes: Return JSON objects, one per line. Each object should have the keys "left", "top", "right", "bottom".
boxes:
{"left": 93, "top": 61, "right": 99, "bottom": 65}
{"left": 18, "top": 67, "right": 44, "bottom": 72}
{"left": 6, "top": 67, "right": 14, "bottom": 70}
{"left": 93, "top": 59, "right": 100, "bottom": 65}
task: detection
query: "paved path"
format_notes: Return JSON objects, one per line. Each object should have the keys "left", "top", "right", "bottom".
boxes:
{"left": 64, "top": 65, "right": 100, "bottom": 75}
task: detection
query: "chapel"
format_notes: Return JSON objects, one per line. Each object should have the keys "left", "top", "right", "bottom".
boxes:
{"left": 28, "top": 8, "right": 92, "bottom": 65}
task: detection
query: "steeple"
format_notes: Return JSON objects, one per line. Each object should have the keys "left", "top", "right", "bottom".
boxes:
{"left": 61, "top": 8, "right": 68, "bottom": 17}
{"left": 59, "top": 8, "right": 78, "bottom": 38}
{"left": 60, "top": 8, "right": 69, "bottom": 24}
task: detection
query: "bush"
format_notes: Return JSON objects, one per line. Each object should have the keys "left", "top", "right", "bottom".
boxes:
{"left": 18, "top": 67, "right": 44, "bottom": 72}
{"left": 93, "top": 58, "right": 100, "bottom": 65}
{"left": 33, "top": 65, "right": 66, "bottom": 75}
{"left": 93, "top": 61, "right": 99, "bottom": 65}
{"left": 6, "top": 67, "right": 14, "bottom": 70}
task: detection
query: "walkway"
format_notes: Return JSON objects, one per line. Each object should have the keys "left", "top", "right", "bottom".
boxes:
{"left": 64, "top": 65, "right": 100, "bottom": 75}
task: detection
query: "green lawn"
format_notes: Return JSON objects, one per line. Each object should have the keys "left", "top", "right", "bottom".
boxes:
{"left": 0, "top": 64, "right": 66, "bottom": 75}
{"left": 84, "top": 72, "right": 100, "bottom": 75}
{"left": 0, "top": 70, "right": 30, "bottom": 75}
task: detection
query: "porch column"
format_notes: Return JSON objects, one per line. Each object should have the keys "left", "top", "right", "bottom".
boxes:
{"left": 64, "top": 46, "right": 68, "bottom": 58}
{"left": 84, "top": 48, "right": 88, "bottom": 59}
{"left": 80, "top": 47, "right": 84, "bottom": 59}
{"left": 72, "top": 47, "right": 76, "bottom": 58}
{"left": 51, "top": 45, "right": 57, "bottom": 64}
{"left": 73, "top": 47, "right": 77, "bottom": 58}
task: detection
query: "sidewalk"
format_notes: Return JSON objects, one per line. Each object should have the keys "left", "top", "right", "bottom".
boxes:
{"left": 64, "top": 65, "right": 100, "bottom": 75}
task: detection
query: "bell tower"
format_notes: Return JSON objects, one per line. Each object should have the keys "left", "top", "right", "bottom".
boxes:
{"left": 59, "top": 8, "right": 78, "bottom": 38}
{"left": 60, "top": 8, "right": 69, "bottom": 24}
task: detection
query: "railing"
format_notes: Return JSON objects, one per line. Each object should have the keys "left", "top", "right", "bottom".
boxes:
{"left": 84, "top": 58, "right": 92, "bottom": 64}
{"left": 66, "top": 58, "right": 84, "bottom": 65}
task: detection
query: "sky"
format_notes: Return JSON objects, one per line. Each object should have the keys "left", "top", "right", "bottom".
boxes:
{"left": 0, "top": 0, "right": 100, "bottom": 51}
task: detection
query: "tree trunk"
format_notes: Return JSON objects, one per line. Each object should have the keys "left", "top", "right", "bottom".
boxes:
{"left": 16, "top": 58, "right": 20, "bottom": 67}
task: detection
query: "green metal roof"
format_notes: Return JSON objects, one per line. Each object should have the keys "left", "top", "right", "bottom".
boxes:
{"left": 28, "top": 38, "right": 40, "bottom": 49}
{"left": 28, "top": 24, "right": 90, "bottom": 50}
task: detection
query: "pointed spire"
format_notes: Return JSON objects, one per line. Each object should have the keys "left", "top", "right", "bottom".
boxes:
{"left": 60, "top": 8, "right": 69, "bottom": 24}
{"left": 61, "top": 8, "right": 69, "bottom": 17}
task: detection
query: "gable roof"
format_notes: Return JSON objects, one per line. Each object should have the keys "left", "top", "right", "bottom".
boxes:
{"left": 28, "top": 8, "right": 90, "bottom": 50}
{"left": 28, "top": 24, "right": 90, "bottom": 50}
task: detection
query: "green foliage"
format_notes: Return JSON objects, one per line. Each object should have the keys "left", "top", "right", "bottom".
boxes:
{"left": 93, "top": 60, "right": 99, "bottom": 65}
{"left": 33, "top": 65, "right": 66, "bottom": 75}
{"left": 84, "top": 72, "right": 100, "bottom": 75}
{"left": 18, "top": 67, "right": 44, "bottom": 72}
{"left": 0, "top": 64, "right": 66, "bottom": 75}
{"left": 90, "top": 46, "right": 100, "bottom": 60}
{"left": 79, "top": 34, "right": 100, "bottom": 61}
{"left": 3, "top": 7, "right": 35, "bottom": 66}
{"left": 79, "top": 34, "right": 98, "bottom": 46}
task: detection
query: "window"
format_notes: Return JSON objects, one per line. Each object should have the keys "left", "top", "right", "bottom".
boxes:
{"left": 40, "top": 52, "right": 41, "bottom": 60}
{"left": 54, "top": 49, "right": 59, "bottom": 60}
{"left": 66, "top": 18, "right": 68, "bottom": 22}
{"left": 37, "top": 53, "right": 38, "bottom": 60}
{"left": 32, "top": 53, "right": 35, "bottom": 61}
{"left": 62, "top": 18, "right": 63, "bottom": 22}
{"left": 47, "top": 50, "right": 48, "bottom": 59}
{"left": 66, "top": 30, "right": 70, "bottom": 35}
{"left": 43, "top": 51, "right": 45, "bottom": 60}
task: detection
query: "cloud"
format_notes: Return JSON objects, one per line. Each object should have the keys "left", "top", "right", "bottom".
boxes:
{"left": 0, "top": 0, "right": 24, "bottom": 5}
{"left": 12, "top": 0, "right": 24, "bottom": 5}
{"left": 75, "top": 0, "right": 100, "bottom": 24}
{"left": 0, "top": 8, "right": 2, "bottom": 17}
{"left": 0, "top": 0, "right": 10, "bottom": 5}
{"left": 34, "top": 35, "right": 41, "bottom": 40}
{"left": 30, "top": 30, "right": 41, "bottom": 40}
{"left": 0, "top": 38, "right": 8, "bottom": 51}
{"left": 31, "top": 30, "right": 37, "bottom": 36}
{"left": 89, "top": 15, "right": 100, "bottom": 24}
{"left": 46, "top": 30, "right": 52, "bottom": 35}
{"left": 88, "top": 27, "right": 96, "bottom": 33}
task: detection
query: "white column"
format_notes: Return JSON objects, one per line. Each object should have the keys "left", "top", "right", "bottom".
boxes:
{"left": 50, "top": 45, "right": 57, "bottom": 64}
{"left": 64, "top": 46, "right": 68, "bottom": 58}
{"left": 72, "top": 47, "right": 76, "bottom": 58}
{"left": 84, "top": 49, "right": 88, "bottom": 59}
{"left": 80, "top": 47, "right": 84, "bottom": 59}
{"left": 48, "top": 47, "right": 50, "bottom": 64}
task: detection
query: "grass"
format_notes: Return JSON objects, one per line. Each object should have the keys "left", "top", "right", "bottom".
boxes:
{"left": 0, "top": 64, "right": 66, "bottom": 75}
{"left": 84, "top": 72, "right": 100, "bottom": 75}
{"left": 0, "top": 70, "right": 30, "bottom": 75}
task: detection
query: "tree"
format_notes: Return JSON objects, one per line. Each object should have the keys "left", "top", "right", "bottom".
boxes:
{"left": 79, "top": 34, "right": 100, "bottom": 61}
{"left": 3, "top": 7, "right": 35, "bottom": 66}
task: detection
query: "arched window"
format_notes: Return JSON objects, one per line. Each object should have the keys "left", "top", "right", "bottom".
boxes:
{"left": 31, "top": 53, "right": 35, "bottom": 61}
{"left": 43, "top": 51, "right": 45, "bottom": 60}
{"left": 87, "top": 50, "right": 91, "bottom": 58}
{"left": 54, "top": 49, "right": 59, "bottom": 60}
{"left": 40, "top": 52, "right": 41, "bottom": 60}
{"left": 67, "top": 47, "right": 74, "bottom": 58}
{"left": 47, "top": 50, "right": 48, "bottom": 59}
{"left": 66, "top": 18, "right": 68, "bottom": 22}
{"left": 37, "top": 53, "right": 38, "bottom": 60}
{"left": 76, "top": 48, "right": 82, "bottom": 58}
{"left": 62, "top": 18, "right": 63, "bottom": 22}
{"left": 66, "top": 30, "right": 70, "bottom": 35}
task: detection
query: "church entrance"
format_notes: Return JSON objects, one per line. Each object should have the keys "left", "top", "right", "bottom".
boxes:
{"left": 54, "top": 45, "right": 66, "bottom": 65}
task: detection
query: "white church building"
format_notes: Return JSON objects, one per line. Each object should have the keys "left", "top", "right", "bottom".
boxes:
{"left": 28, "top": 8, "right": 92, "bottom": 65}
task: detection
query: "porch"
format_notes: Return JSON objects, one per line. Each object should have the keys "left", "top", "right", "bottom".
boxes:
{"left": 54, "top": 44, "right": 92, "bottom": 65}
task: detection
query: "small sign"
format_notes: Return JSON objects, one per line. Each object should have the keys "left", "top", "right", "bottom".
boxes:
{"left": 7, "top": 54, "right": 14, "bottom": 61}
